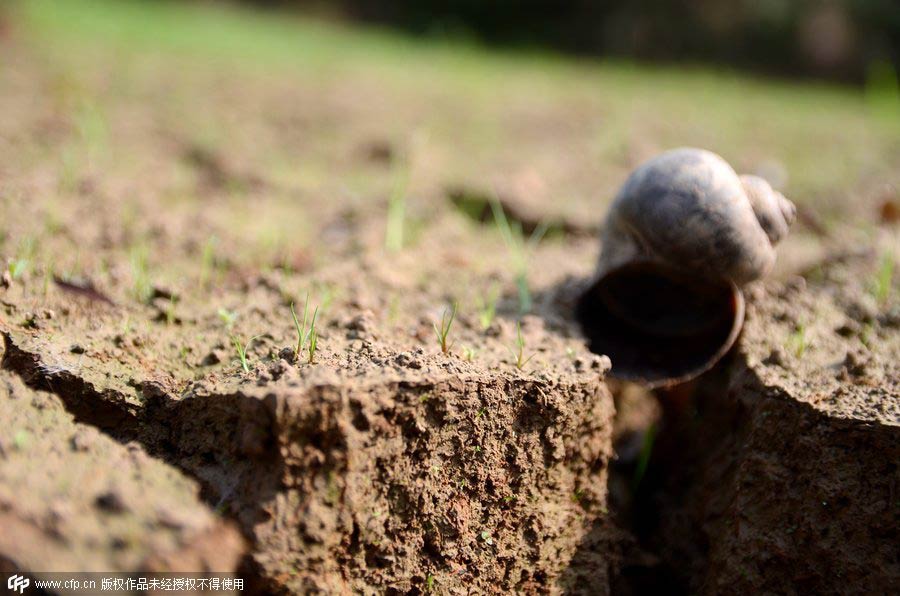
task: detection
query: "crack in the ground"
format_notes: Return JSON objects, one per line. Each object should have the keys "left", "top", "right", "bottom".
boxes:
{"left": 1, "top": 330, "right": 277, "bottom": 590}
{"left": 0, "top": 321, "right": 751, "bottom": 596}
{"left": 1, "top": 333, "right": 142, "bottom": 435}
{"left": 605, "top": 348, "right": 900, "bottom": 594}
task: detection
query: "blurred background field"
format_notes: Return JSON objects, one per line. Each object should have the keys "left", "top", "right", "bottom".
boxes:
{"left": 4, "top": 0, "right": 900, "bottom": 224}
{"left": 172, "top": 0, "right": 900, "bottom": 84}
{"left": 1, "top": 0, "right": 898, "bottom": 281}
{"left": 0, "top": 0, "right": 900, "bottom": 340}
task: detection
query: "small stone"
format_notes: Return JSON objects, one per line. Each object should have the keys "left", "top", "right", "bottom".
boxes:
{"left": 70, "top": 344, "right": 86, "bottom": 354}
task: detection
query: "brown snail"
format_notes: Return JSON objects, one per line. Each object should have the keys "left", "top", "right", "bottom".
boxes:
{"left": 577, "top": 148, "right": 796, "bottom": 387}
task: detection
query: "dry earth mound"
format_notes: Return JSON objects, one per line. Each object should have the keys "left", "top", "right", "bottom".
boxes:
{"left": 1, "top": 305, "right": 618, "bottom": 593}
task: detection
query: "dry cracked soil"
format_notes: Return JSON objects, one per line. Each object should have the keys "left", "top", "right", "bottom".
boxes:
{"left": 1, "top": 2, "right": 899, "bottom": 594}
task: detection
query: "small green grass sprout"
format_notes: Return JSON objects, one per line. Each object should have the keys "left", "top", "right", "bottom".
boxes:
{"left": 307, "top": 324, "right": 319, "bottom": 364}
{"left": 8, "top": 237, "right": 36, "bottom": 280}
{"left": 476, "top": 283, "right": 500, "bottom": 330}
{"left": 231, "top": 334, "right": 261, "bottom": 373}
{"left": 786, "top": 323, "right": 809, "bottom": 358}
{"left": 8, "top": 259, "right": 28, "bottom": 280}
{"left": 507, "top": 322, "right": 535, "bottom": 370}
{"left": 217, "top": 308, "right": 237, "bottom": 328}
{"left": 433, "top": 302, "right": 458, "bottom": 355}
{"left": 385, "top": 151, "right": 410, "bottom": 252}
{"left": 490, "top": 199, "right": 547, "bottom": 314}
{"left": 632, "top": 422, "right": 657, "bottom": 491}
{"left": 861, "top": 322, "right": 874, "bottom": 349}
{"left": 165, "top": 296, "right": 177, "bottom": 325}
{"left": 199, "top": 235, "right": 218, "bottom": 289}
{"left": 13, "top": 429, "right": 30, "bottom": 451}
{"left": 129, "top": 244, "right": 152, "bottom": 303}
{"left": 872, "top": 252, "right": 895, "bottom": 306}
{"left": 290, "top": 293, "right": 319, "bottom": 363}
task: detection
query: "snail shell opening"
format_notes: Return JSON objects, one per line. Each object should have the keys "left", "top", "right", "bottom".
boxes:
{"left": 576, "top": 261, "right": 745, "bottom": 388}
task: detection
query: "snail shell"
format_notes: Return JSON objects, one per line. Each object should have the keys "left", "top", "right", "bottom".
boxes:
{"left": 578, "top": 148, "right": 795, "bottom": 387}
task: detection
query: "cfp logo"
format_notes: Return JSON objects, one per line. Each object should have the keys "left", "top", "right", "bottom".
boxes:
{"left": 7, "top": 574, "right": 29, "bottom": 594}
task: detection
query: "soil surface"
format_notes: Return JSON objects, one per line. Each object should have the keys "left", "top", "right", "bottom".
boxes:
{"left": 1, "top": 2, "right": 899, "bottom": 594}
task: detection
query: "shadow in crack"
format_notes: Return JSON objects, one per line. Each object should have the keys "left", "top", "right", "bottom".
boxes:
{"left": 602, "top": 355, "right": 744, "bottom": 595}
{"left": 521, "top": 276, "right": 747, "bottom": 594}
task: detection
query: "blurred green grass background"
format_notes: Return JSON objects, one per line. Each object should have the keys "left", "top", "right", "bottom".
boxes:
{"left": 9, "top": 0, "right": 900, "bottom": 225}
